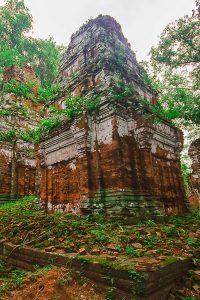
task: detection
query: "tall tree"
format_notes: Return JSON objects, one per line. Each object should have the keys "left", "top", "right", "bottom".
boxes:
{"left": 0, "top": 0, "right": 61, "bottom": 85}
{"left": 148, "top": 1, "right": 200, "bottom": 128}
{"left": 26, "top": 38, "right": 62, "bottom": 85}
{"left": 143, "top": 1, "right": 200, "bottom": 189}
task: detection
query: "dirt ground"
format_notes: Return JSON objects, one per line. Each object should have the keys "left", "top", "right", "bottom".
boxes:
{"left": 3, "top": 268, "right": 105, "bottom": 300}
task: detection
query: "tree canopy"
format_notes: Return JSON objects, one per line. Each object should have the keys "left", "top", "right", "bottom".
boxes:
{"left": 148, "top": 1, "right": 200, "bottom": 128}
{"left": 0, "top": 0, "right": 61, "bottom": 86}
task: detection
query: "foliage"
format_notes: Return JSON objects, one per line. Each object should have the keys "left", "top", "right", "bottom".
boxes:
{"left": 0, "top": 0, "right": 61, "bottom": 85}
{"left": 25, "top": 94, "right": 101, "bottom": 144}
{"left": 11, "top": 269, "right": 26, "bottom": 286}
{"left": 0, "top": 90, "right": 35, "bottom": 145}
{"left": 3, "top": 79, "right": 35, "bottom": 99}
{"left": 186, "top": 237, "right": 200, "bottom": 248}
{"left": 0, "top": 262, "right": 53, "bottom": 298}
{"left": 151, "top": 16, "right": 199, "bottom": 69}
{"left": 114, "top": 44, "right": 126, "bottom": 72}
{"left": 58, "top": 273, "right": 73, "bottom": 287}
{"left": 181, "top": 162, "right": 192, "bottom": 191}
{"left": 143, "top": 235, "right": 161, "bottom": 248}
{"left": 1, "top": 196, "right": 199, "bottom": 254}
{"left": 38, "top": 83, "right": 62, "bottom": 103}
{"left": 0, "top": 260, "right": 6, "bottom": 272}
{"left": 108, "top": 80, "right": 140, "bottom": 105}
{"left": 145, "top": 220, "right": 157, "bottom": 227}
{"left": 0, "top": 0, "right": 61, "bottom": 160}
{"left": 148, "top": 3, "right": 200, "bottom": 127}
{"left": 162, "top": 256, "right": 178, "bottom": 266}
{"left": 141, "top": 2, "right": 200, "bottom": 182}
{"left": 144, "top": 71, "right": 200, "bottom": 125}
{"left": 0, "top": 129, "right": 16, "bottom": 142}
{"left": 129, "top": 270, "right": 146, "bottom": 296}
{"left": 0, "top": 269, "right": 26, "bottom": 296}
{"left": 0, "top": 0, "right": 32, "bottom": 73}
{"left": 64, "top": 94, "right": 100, "bottom": 118}
{"left": 162, "top": 225, "right": 178, "bottom": 237}
{"left": 125, "top": 245, "right": 141, "bottom": 257}
{"left": 90, "top": 229, "right": 108, "bottom": 242}
{"left": 0, "top": 0, "right": 63, "bottom": 156}
{"left": 140, "top": 66, "right": 157, "bottom": 91}
{"left": 26, "top": 37, "right": 62, "bottom": 86}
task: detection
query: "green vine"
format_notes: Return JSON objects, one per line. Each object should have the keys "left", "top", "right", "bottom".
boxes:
{"left": 129, "top": 269, "right": 147, "bottom": 296}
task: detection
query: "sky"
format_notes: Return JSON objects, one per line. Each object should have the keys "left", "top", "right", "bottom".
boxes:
{"left": 0, "top": 0, "right": 195, "bottom": 61}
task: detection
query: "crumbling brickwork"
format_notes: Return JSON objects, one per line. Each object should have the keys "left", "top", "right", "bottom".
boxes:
{"left": 188, "top": 138, "right": 200, "bottom": 209}
{"left": 0, "top": 145, "right": 36, "bottom": 200}
{"left": 0, "top": 66, "right": 37, "bottom": 200}
{"left": 39, "top": 15, "right": 188, "bottom": 219}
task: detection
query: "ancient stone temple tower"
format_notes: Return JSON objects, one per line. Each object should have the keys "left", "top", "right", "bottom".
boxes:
{"left": 38, "top": 15, "right": 188, "bottom": 220}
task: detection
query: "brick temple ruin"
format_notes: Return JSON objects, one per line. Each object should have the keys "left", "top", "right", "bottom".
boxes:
{"left": 37, "top": 15, "right": 188, "bottom": 219}
{"left": 0, "top": 66, "right": 37, "bottom": 200}
{"left": 188, "top": 138, "right": 200, "bottom": 209}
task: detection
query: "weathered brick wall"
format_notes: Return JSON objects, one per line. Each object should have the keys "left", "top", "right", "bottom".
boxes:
{"left": 0, "top": 151, "right": 11, "bottom": 198}
{"left": 0, "top": 66, "right": 39, "bottom": 199}
{"left": 188, "top": 138, "right": 200, "bottom": 209}
{"left": 39, "top": 105, "right": 187, "bottom": 218}
{"left": 16, "top": 163, "right": 36, "bottom": 197}
{"left": 0, "top": 148, "right": 36, "bottom": 199}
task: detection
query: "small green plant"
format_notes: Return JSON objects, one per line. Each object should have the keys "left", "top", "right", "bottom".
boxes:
{"left": 145, "top": 220, "right": 157, "bottom": 227}
{"left": 126, "top": 245, "right": 141, "bottom": 257}
{"left": 3, "top": 79, "right": 35, "bottom": 99}
{"left": 135, "top": 232, "right": 143, "bottom": 240}
{"left": 105, "top": 286, "right": 116, "bottom": 300}
{"left": 129, "top": 270, "right": 146, "bottom": 296}
{"left": 0, "top": 260, "right": 5, "bottom": 272}
{"left": 89, "top": 212, "right": 106, "bottom": 224}
{"left": 116, "top": 245, "right": 122, "bottom": 252}
{"left": 11, "top": 269, "right": 26, "bottom": 286}
{"left": 120, "top": 233, "right": 130, "bottom": 243}
{"left": 181, "top": 163, "right": 192, "bottom": 191}
{"left": 71, "top": 220, "right": 81, "bottom": 229}
{"left": 114, "top": 44, "right": 126, "bottom": 71}
{"left": 186, "top": 237, "right": 199, "bottom": 247}
{"left": 170, "top": 215, "right": 185, "bottom": 227}
{"left": 64, "top": 94, "right": 100, "bottom": 119}
{"left": 143, "top": 235, "right": 161, "bottom": 248}
{"left": 162, "top": 225, "right": 178, "bottom": 237}
{"left": 65, "top": 238, "right": 73, "bottom": 252}
{"left": 162, "top": 256, "right": 178, "bottom": 266}
{"left": 91, "top": 229, "right": 109, "bottom": 242}
{"left": 58, "top": 273, "right": 73, "bottom": 287}
{"left": 31, "top": 265, "right": 53, "bottom": 278}
{"left": 57, "top": 220, "right": 67, "bottom": 228}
